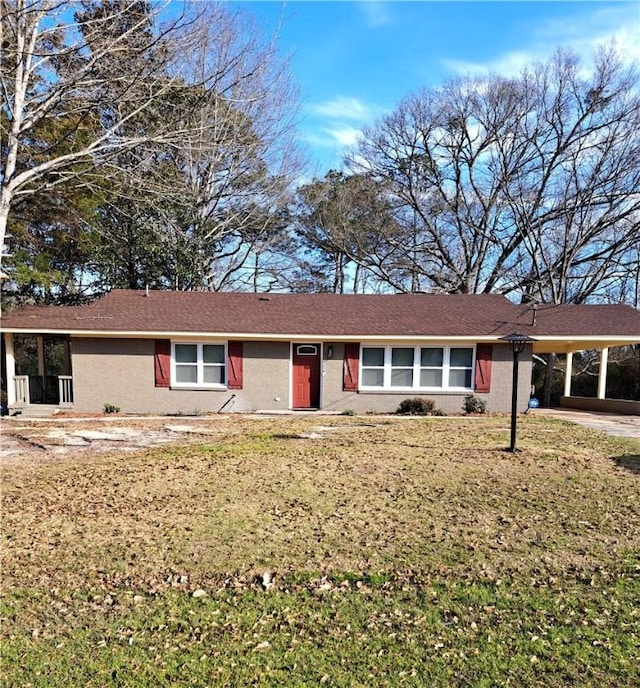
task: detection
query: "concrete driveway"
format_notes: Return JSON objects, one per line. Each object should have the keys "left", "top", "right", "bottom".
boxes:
{"left": 535, "top": 408, "right": 640, "bottom": 439}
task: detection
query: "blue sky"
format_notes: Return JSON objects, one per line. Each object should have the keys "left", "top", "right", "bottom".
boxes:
{"left": 230, "top": 1, "right": 640, "bottom": 177}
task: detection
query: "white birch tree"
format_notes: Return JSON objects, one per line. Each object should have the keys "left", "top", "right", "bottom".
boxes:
{"left": 1, "top": 0, "right": 300, "bottom": 284}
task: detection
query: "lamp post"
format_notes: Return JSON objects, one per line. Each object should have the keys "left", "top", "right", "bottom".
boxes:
{"left": 499, "top": 332, "right": 537, "bottom": 452}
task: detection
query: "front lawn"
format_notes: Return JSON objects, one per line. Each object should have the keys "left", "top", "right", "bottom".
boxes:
{"left": 1, "top": 415, "right": 638, "bottom": 686}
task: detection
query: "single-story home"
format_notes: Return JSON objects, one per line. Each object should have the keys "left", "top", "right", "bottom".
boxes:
{"left": 2, "top": 290, "right": 639, "bottom": 415}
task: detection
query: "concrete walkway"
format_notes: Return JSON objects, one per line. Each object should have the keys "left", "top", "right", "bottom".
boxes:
{"left": 535, "top": 408, "right": 640, "bottom": 439}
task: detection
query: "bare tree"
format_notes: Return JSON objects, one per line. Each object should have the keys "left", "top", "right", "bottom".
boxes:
{"left": 1, "top": 1, "right": 174, "bottom": 267}
{"left": 499, "top": 49, "right": 640, "bottom": 304}
{"left": 154, "top": 5, "right": 301, "bottom": 290}
{"left": 0, "top": 1, "right": 300, "bottom": 283}
{"left": 348, "top": 47, "right": 640, "bottom": 303}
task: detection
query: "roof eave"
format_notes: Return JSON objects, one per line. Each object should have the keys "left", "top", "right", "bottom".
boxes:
{"left": 533, "top": 336, "right": 640, "bottom": 353}
{"left": 3, "top": 328, "right": 638, "bottom": 347}
{"left": 1, "top": 328, "right": 508, "bottom": 341}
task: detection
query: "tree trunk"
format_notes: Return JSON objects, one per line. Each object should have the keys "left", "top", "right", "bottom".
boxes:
{"left": 0, "top": 197, "right": 9, "bottom": 272}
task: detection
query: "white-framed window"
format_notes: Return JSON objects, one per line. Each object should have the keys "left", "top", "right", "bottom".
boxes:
{"left": 360, "top": 345, "right": 474, "bottom": 391}
{"left": 172, "top": 342, "right": 226, "bottom": 388}
{"left": 362, "top": 347, "right": 385, "bottom": 387}
{"left": 447, "top": 347, "right": 473, "bottom": 388}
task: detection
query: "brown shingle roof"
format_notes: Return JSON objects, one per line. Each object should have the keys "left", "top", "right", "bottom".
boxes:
{"left": 517, "top": 303, "right": 640, "bottom": 337}
{"left": 2, "top": 290, "right": 639, "bottom": 340}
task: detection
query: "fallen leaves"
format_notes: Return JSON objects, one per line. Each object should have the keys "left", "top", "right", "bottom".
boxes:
{"left": 2, "top": 416, "right": 639, "bottom": 596}
{"left": 1, "top": 415, "right": 639, "bottom": 685}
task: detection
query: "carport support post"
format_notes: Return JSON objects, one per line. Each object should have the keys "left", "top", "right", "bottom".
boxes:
{"left": 5, "top": 333, "right": 16, "bottom": 406}
{"left": 564, "top": 351, "right": 573, "bottom": 398}
{"left": 597, "top": 347, "right": 609, "bottom": 400}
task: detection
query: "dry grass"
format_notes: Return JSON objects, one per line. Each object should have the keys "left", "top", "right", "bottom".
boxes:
{"left": 1, "top": 414, "right": 639, "bottom": 686}
{"left": 2, "top": 415, "right": 638, "bottom": 589}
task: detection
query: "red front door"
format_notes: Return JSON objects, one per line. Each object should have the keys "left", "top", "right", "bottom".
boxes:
{"left": 292, "top": 343, "right": 321, "bottom": 409}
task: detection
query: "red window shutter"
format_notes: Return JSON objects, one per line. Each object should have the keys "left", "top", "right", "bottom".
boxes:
{"left": 343, "top": 343, "right": 360, "bottom": 392}
{"left": 154, "top": 340, "right": 171, "bottom": 388}
{"left": 227, "top": 341, "right": 243, "bottom": 389}
{"left": 474, "top": 344, "right": 493, "bottom": 393}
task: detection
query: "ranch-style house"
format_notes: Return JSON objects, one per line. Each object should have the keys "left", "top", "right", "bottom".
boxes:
{"left": 2, "top": 290, "right": 639, "bottom": 416}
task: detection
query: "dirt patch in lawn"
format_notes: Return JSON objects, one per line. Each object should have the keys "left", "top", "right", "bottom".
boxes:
{"left": 1, "top": 418, "right": 216, "bottom": 464}
{"left": 0, "top": 415, "right": 388, "bottom": 465}
{"left": 1, "top": 416, "right": 240, "bottom": 460}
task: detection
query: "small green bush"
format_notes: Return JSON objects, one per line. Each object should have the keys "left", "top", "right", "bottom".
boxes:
{"left": 397, "top": 397, "right": 435, "bottom": 415}
{"left": 463, "top": 394, "right": 486, "bottom": 414}
{"left": 340, "top": 409, "right": 356, "bottom": 416}
{"left": 103, "top": 403, "right": 121, "bottom": 414}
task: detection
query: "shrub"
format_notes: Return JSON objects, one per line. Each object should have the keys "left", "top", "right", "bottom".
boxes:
{"left": 340, "top": 409, "right": 356, "bottom": 416}
{"left": 397, "top": 397, "right": 435, "bottom": 415}
{"left": 103, "top": 403, "right": 121, "bottom": 414}
{"left": 463, "top": 394, "right": 486, "bottom": 414}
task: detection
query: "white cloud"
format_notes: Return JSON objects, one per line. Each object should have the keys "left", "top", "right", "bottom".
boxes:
{"left": 302, "top": 126, "right": 362, "bottom": 149}
{"left": 304, "top": 96, "right": 385, "bottom": 148}
{"left": 301, "top": 131, "right": 336, "bottom": 149}
{"left": 443, "top": 54, "right": 526, "bottom": 79}
{"left": 442, "top": 3, "right": 640, "bottom": 78}
{"left": 307, "top": 96, "right": 382, "bottom": 121}
{"left": 537, "top": 5, "right": 640, "bottom": 62}
{"left": 303, "top": 96, "right": 387, "bottom": 170}
{"left": 324, "top": 126, "right": 362, "bottom": 147}
{"left": 358, "top": 1, "right": 392, "bottom": 28}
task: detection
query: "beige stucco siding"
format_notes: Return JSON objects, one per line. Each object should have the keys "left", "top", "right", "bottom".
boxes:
{"left": 71, "top": 338, "right": 290, "bottom": 414}
{"left": 71, "top": 338, "right": 531, "bottom": 414}
{"left": 321, "top": 342, "right": 533, "bottom": 415}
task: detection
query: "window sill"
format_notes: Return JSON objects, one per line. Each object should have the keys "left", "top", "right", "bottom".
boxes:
{"left": 358, "top": 389, "right": 473, "bottom": 395}
{"left": 170, "top": 385, "right": 227, "bottom": 392}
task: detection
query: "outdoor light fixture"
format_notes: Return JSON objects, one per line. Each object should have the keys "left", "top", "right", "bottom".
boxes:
{"left": 499, "top": 332, "right": 538, "bottom": 452}
{"left": 327, "top": 345, "right": 334, "bottom": 359}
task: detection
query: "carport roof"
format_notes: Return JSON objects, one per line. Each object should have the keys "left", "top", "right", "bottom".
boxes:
{"left": 520, "top": 303, "right": 640, "bottom": 352}
{"left": 2, "top": 290, "right": 639, "bottom": 349}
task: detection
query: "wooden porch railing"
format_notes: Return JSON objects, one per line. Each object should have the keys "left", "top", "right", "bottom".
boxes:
{"left": 14, "top": 375, "right": 30, "bottom": 404}
{"left": 58, "top": 375, "right": 74, "bottom": 406}
{"left": 12, "top": 375, "right": 74, "bottom": 406}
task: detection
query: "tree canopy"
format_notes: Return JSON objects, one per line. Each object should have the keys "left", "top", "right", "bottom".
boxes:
{"left": 1, "top": 0, "right": 300, "bottom": 301}
{"left": 347, "top": 47, "right": 640, "bottom": 304}
{"left": 2, "top": 4, "right": 638, "bottom": 310}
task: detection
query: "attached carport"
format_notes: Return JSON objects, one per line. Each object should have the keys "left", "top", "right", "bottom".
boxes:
{"left": 533, "top": 336, "right": 640, "bottom": 416}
